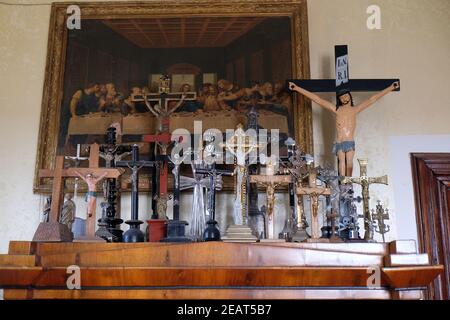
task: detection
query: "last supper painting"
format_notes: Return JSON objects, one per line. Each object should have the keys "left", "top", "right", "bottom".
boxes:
{"left": 58, "top": 17, "right": 295, "bottom": 155}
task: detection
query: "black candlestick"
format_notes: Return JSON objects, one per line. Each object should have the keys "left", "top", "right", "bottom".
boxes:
{"left": 98, "top": 127, "right": 132, "bottom": 241}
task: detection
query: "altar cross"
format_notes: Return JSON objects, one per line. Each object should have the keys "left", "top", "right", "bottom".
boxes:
{"left": 296, "top": 169, "right": 331, "bottom": 240}
{"left": 36, "top": 143, "right": 123, "bottom": 241}
{"left": 249, "top": 156, "right": 292, "bottom": 239}
{"left": 371, "top": 201, "right": 390, "bottom": 242}
{"left": 116, "top": 144, "right": 158, "bottom": 242}
{"left": 341, "top": 159, "right": 388, "bottom": 242}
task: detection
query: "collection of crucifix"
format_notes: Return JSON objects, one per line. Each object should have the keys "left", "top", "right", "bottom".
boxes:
{"left": 33, "top": 45, "right": 399, "bottom": 244}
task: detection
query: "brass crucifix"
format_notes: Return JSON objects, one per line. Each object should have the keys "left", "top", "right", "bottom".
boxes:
{"left": 249, "top": 155, "right": 291, "bottom": 239}
{"left": 342, "top": 159, "right": 388, "bottom": 242}
{"left": 296, "top": 169, "right": 331, "bottom": 241}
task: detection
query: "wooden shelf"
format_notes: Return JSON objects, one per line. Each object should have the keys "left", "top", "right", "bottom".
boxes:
{"left": 0, "top": 241, "right": 443, "bottom": 300}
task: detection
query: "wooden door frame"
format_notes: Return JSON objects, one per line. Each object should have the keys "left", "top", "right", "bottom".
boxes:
{"left": 411, "top": 153, "right": 450, "bottom": 300}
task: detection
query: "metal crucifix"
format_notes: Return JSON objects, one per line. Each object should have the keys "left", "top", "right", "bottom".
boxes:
{"left": 116, "top": 144, "right": 158, "bottom": 242}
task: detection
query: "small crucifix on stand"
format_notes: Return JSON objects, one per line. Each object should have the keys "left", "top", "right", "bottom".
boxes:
{"left": 99, "top": 126, "right": 132, "bottom": 241}
{"left": 281, "top": 138, "right": 313, "bottom": 242}
{"left": 296, "top": 169, "right": 331, "bottom": 242}
{"left": 64, "top": 143, "right": 89, "bottom": 200}
{"left": 250, "top": 155, "right": 292, "bottom": 240}
{"left": 34, "top": 143, "right": 123, "bottom": 242}
{"left": 195, "top": 164, "right": 234, "bottom": 241}
{"left": 221, "top": 124, "right": 259, "bottom": 242}
{"left": 326, "top": 209, "right": 342, "bottom": 242}
{"left": 342, "top": 158, "right": 388, "bottom": 242}
{"left": 288, "top": 45, "right": 400, "bottom": 176}
{"left": 371, "top": 201, "right": 390, "bottom": 242}
{"left": 116, "top": 144, "right": 158, "bottom": 242}
{"left": 161, "top": 138, "right": 192, "bottom": 242}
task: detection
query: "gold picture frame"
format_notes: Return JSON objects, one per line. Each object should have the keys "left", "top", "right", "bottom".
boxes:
{"left": 34, "top": 0, "right": 312, "bottom": 193}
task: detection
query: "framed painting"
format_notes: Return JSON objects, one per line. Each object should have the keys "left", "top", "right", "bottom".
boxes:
{"left": 34, "top": 0, "right": 312, "bottom": 192}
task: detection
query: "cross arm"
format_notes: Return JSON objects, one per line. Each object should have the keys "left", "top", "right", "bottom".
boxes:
{"left": 296, "top": 186, "right": 331, "bottom": 196}
{"left": 341, "top": 176, "right": 363, "bottom": 185}
{"left": 355, "top": 81, "right": 400, "bottom": 113}
{"left": 195, "top": 168, "right": 234, "bottom": 177}
{"left": 142, "top": 133, "right": 172, "bottom": 144}
{"left": 115, "top": 160, "right": 158, "bottom": 168}
{"left": 250, "top": 175, "right": 292, "bottom": 184}
{"left": 368, "top": 175, "right": 388, "bottom": 185}
{"left": 288, "top": 81, "right": 336, "bottom": 113}
{"left": 287, "top": 79, "right": 400, "bottom": 93}
{"left": 67, "top": 168, "right": 123, "bottom": 179}
{"left": 39, "top": 168, "right": 123, "bottom": 179}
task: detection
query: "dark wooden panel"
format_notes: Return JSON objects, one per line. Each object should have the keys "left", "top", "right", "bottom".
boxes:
{"left": 37, "top": 242, "right": 383, "bottom": 267}
{"left": 3, "top": 288, "right": 391, "bottom": 300}
{"left": 411, "top": 153, "right": 450, "bottom": 300}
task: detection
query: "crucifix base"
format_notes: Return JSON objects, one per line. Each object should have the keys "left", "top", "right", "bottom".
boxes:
{"left": 203, "top": 220, "right": 221, "bottom": 242}
{"left": 329, "top": 235, "right": 345, "bottom": 243}
{"left": 222, "top": 225, "right": 258, "bottom": 243}
{"left": 161, "top": 220, "right": 192, "bottom": 242}
{"left": 32, "top": 222, "right": 73, "bottom": 242}
{"left": 123, "top": 220, "right": 145, "bottom": 243}
{"left": 96, "top": 217, "right": 123, "bottom": 242}
{"left": 107, "top": 227, "right": 124, "bottom": 242}
{"left": 74, "top": 235, "right": 106, "bottom": 243}
{"left": 291, "top": 228, "right": 309, "bottom": 243}
{"left": 146, "top": 219, "right": 167, "bottom": 242}
{"left": 95, "top": 222, "right": 118, "bottom": 242}
{"left": 306, "top": 238, "right": 332, "bottom": 243}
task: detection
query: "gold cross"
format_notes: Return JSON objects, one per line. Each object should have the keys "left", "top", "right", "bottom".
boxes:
{"left": 342, "top": 159, "right": 388, "bottom": 242}
{"left": 296, "top": 169, "right": 331, "bottom": 240}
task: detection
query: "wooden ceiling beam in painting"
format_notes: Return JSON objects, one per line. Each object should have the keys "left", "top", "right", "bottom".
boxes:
{"left": 101, "top": 17, "right": 264, "bottom": 48}
{"left": 156, "top": 19, "right": 170, "bottom": 46}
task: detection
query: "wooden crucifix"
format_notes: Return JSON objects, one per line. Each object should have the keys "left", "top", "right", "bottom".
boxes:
{"left": 342, "top": 159, "right": 388, "bottom": 242}
{"left": 288, "top": 45, "right": 400, "bottom": 176}
{"left": 296, "top": 169, "right": 331, "bottom": 241}
{"left": 139, "top": 86, "right": 194, "bottom": 219}
{"left": 249, "top": 155, "right": 292, "bottom": 239}
{"left": 34, "top": 143, "right": 123, "bottom": 242}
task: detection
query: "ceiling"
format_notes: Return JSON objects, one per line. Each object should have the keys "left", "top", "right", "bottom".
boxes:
{"left": 102, "top": 17, "right": 265, "bottom": 48}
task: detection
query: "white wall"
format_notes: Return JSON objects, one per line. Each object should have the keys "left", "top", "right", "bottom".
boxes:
{"left": 389, "top": 135, "right": 450, "bottom": 242}
{"left": 0, "top": 0, "right": 450, "bottom": 255}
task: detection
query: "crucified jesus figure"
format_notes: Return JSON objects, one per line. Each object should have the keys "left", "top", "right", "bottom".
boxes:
{"left": 143, "top": 94, "right": 187, "bottom": 134}
{"left": 289, "top": 81, "right": 399, "bottom": 176}
{"left": 75, "top": 171, "right": 108, "bottom": 218}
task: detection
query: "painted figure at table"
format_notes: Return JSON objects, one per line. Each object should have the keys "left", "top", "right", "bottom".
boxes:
{"left": 124, "top": 86, "right": 148, "bottom": 114}
{"left": 219, "top": 81, "right": 260, "bottom": 112}
{"left": 289, "top": 81, "right": 399, "bottom": 176}
{"left": 69, "top": 82, "right": 101, "bottom": 117}
{"left": 173, "top": 83, "right": 199, "bottom": 113}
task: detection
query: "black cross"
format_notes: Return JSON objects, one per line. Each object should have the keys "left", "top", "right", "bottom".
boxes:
{"left": 288, "top": 45, "right": 400, "bottom": 99}
{"left": 116, "top": 144, "right": 158, "bottom": 242}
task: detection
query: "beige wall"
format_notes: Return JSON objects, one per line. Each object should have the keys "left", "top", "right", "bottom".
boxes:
{"left": 0, "top": 0, "right": 449, "bottom": 254}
